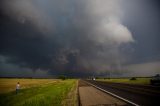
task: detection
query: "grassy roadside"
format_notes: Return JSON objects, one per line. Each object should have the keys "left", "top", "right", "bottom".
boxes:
{"left": 0, "top": 79, "right": 78, "bottom": 106}
{"left": 97, "top": 78, "right": 151, "bottom": 85}
{"left": 62, "top": 80, "right": 78, "bottom": 106}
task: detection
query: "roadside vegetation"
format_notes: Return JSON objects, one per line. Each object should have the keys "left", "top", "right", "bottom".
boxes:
{"left": 97, "top": 77, "right": 151, "bottom": 85}
{"left": 0, "top": 79, "right": 78, "bottom": 106}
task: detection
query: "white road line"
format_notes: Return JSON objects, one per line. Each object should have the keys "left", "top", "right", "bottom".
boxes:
{"left": 83, "top": 80, "right": 140, "bottom": 106}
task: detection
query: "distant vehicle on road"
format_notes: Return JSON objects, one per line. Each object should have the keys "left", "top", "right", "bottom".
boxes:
{"left": 150, "top": 74, "right": 160, "bottom": 85}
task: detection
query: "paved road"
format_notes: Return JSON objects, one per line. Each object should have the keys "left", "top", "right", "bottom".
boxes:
{"left": 78, "top": 80, "right": 128, "bottom": 106}
{"left": 85, "top": 80, "right": 160, "bottom": 106}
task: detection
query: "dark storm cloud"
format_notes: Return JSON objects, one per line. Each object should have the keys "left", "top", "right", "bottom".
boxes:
{"left": 121, "top": 0, "right": 160, "bottom": 64}
{"left": 120, "top": 0, "right": 160, "bottom": 76}
{"left": 0, "top": 0, "right": 159, "bottom": 77}
{"left": 0, "top": 0, "right": 134, "bottom": 77}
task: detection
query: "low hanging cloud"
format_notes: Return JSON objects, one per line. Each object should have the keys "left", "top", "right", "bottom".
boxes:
{"left": 0, "top": 0, "right": 134, "bottom": 77}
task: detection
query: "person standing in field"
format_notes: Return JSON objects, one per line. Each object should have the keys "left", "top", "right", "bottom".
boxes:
{"left": 16, "top": 82, "right": 20, "bottom": 94}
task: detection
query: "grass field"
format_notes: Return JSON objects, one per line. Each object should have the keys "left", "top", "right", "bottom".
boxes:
{"left": 97, "top": 78, "right": 151, "bottom": 85}
{"left": 0, "top": 79, "right": 78, "bottom": 106}
{"left": 0, "top": 79, "right": 59, "bottom": 93}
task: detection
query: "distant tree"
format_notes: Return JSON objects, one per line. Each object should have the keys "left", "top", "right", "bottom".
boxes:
{"left": 130, "top": 77, "right": 136, "bottom": 80}
{"left": 95, "top": 77, "right": 99, "bottom": 79}
{"left": 58, "top": 75, "right": 66, "bottom": 80}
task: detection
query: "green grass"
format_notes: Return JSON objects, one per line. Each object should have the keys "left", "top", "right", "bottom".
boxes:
{"left": 97, "top": 78, "right": 151, "bottom": 85}
{"left": 0, "top": 79, "right": 77, "bottom": 106}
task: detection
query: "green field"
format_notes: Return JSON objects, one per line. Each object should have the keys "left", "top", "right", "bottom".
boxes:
{"left": 97, "top": 78, "right": 151, "bottom": 85}
{"left": 0, "top": 79, "right": 78, "bottom": 106}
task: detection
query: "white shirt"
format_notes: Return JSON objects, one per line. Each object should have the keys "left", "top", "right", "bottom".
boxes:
{"left": 16, "top": 84, "right": 20, "bottom": 89}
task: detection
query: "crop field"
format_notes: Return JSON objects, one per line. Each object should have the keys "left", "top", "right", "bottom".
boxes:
{"left": 0, "top": 79, "right": 59, "bottom": 93}
{"left": 0, "top": 79, "right": 78, "bottom": 106}
{"left": 97, "top": 77, "right": 151, "bottom": 85}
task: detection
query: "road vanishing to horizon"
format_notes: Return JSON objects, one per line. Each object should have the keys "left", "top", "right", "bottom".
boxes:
{"left": 0, "top": 0, "right": 160, "bottom": 106}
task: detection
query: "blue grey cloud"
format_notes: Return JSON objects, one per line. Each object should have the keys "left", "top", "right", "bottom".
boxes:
{"left": 0, "top": 0, "right": 159, "bottom": 77}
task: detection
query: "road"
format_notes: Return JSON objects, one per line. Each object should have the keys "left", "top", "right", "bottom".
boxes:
{"left": 78, "top": 80, "right": 129, "bottom": 106}
{"left": 85, "top": 80, "right": 160, "bottom": 106}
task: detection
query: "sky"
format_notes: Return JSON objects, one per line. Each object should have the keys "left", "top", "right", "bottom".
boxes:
{"left": 0, "top": 0, "right": 160, "bottom": 77}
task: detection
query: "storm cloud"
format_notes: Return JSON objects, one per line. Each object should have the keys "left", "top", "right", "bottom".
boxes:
{"left": 0, "top": 0, "right": 159, "bottom": 77}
